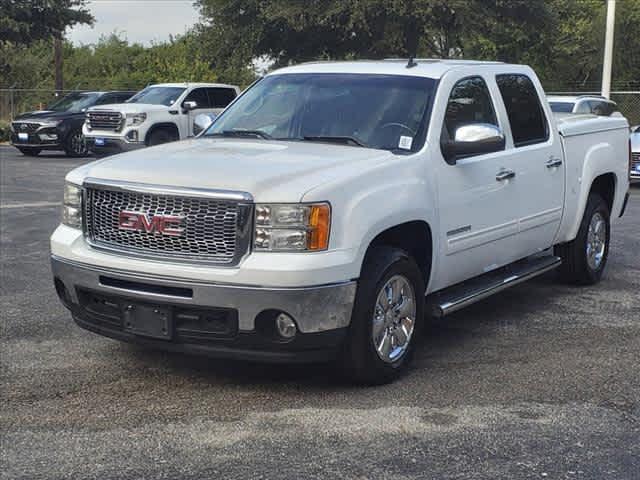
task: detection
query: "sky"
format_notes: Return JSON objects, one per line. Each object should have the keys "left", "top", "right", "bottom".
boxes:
{"left": 67, "top": 0, "right": 201, "bottom": 46}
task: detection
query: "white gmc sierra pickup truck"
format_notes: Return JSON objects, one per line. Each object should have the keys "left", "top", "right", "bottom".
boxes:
{"left": 83, "top": 83, "right": 240, "bottom": 155}
{"left": 51, "top": 60, "right": 631, "bottom": 384}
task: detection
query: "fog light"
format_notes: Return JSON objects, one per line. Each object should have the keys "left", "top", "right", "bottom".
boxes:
{"left": 275, "top": 313, "right": 297, "bottom": 339}
{"left": 126, "top": 129, "right": 139, "bottom": 142}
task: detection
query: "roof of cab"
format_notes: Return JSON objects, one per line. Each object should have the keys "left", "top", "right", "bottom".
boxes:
{"left": 269, "top": 59, "right": 510, "bottom": 79}
{"left": 149, "top": 82, "right": 238, "bottom": 88}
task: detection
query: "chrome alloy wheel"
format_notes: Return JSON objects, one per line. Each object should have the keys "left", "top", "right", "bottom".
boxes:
{"left": 586, "top": 211, "right": 607, "bottom": 270}
{"left": 70, "top": 131, "right": 87, "bottom": 155}
{"left": 372, "top": 274, "right": 416, "bottom": 363}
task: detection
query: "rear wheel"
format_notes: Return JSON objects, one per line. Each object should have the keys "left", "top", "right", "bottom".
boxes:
{"left": 341, "top": 246, "right": 425, "bottom": 385}
{"left": 147, "top": 128, "right": 178, "bottom": 146}
{"left": 555, "top": 193, "right": 610, "bottom": 285}
{"left": 64, "top": 130, "right": 88, "bottom": 157}
{"left": 17, "top": 147, "right": 41, "bottom": 156}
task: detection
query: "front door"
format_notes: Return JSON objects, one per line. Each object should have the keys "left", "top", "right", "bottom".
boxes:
{"left": 182, "top": 88, "right": 216, "bottom": 137}
{"left": 432, "top": 75, "right": 522, "bottom": 291}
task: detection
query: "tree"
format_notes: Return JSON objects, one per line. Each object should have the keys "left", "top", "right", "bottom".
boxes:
{"left": 0, "top": 0, "right": 93, "bottom": 45}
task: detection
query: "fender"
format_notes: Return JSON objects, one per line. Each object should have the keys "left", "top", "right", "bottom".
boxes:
{"left": 555, "top": 140, "right": 618, "bottom": 244}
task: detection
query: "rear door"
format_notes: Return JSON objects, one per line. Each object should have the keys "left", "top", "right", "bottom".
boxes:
{"left": 494, "top": 72, "right": 565, "bottom": 258}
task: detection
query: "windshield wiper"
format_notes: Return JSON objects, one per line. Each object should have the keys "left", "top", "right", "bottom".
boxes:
{"left": 218, "top": 129, "right": 273, "bottom": 139}
{"left": 302, "top": 135, "right": 367, "bottom": 147}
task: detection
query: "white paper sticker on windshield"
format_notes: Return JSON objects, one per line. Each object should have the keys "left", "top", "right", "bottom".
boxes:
{"left": 398, "top": 136, "right": 413, "bottom": 150}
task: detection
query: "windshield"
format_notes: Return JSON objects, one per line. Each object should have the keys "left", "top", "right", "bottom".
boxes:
{"left": 205, "top": 73, "right": 437, "bottom": 151}
{"left": 549, "top": 101, "right": 575, "bottom": 113}
{"left": 48, "top": 93, "right": 100, "bottom": 112}
{"left": 126, "top": 86, "right": 186, "bottom": 106}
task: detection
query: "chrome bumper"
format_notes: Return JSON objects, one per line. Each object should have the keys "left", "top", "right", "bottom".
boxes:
{"left": 51, "top": 255, "right": 356, "bottom": 333}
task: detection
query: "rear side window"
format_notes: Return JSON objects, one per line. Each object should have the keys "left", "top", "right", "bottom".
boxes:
{"left": 496, "top": 74, "right": 549, "bottom": 147}
{"left": 207, "top": 88, "right": 237, "bottom": 108}
{"left": 443, "top": 76, "right": 498, "bottom": 140}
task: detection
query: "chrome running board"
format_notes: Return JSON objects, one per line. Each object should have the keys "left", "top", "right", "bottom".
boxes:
{"left": 427, "top": 255, "right": 562, "bottom": 317}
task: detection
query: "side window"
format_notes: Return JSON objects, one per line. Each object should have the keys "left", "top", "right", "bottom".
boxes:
{"left": 443, "top": 76, "right": 498, "bottom": 140}
{"left": 496, "top": 74, "right": 549, "bottom": 147}
{"left": 183, "top": 88, "right": 210, "bottom": 109}
{"left": 207, "top": 88, "right": 237, "bottom": 108}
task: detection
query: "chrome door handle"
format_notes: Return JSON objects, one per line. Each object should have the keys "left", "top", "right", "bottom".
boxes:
{"left": 496, "top": 169, "right": 516, "bottom": 181}
{"left": 546, "top": 158, "right": 563, "bottom": 168}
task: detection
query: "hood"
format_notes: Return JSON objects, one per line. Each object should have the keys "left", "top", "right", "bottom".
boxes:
{"left": 87, "top": 103, "right": 169, "bottom": 114}
{"left": 13, "top": 110, "right": 80, "bottom": 122}
{"left": 69, "top": 138, "right": 395, "bottom": 202}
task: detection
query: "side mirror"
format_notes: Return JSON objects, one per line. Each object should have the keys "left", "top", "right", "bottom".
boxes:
{"left": 441, "top": 123, "right": 505, "bottom": 165}
{"left": 183, "top": 100, "right": 198, "bottom": 112}
{"left": 193, "top": 113, "right": 216, "bottom": 136}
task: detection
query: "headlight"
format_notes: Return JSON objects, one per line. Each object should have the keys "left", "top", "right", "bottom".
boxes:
{"left": 254, "top": 203, "right": 330, "bottom": 251}
{"left": 41, "top": 119, "right": 62, "bottom": 128}
{"left": 62, "top": 182, "right": 82, "bottom": 229}
{"left": 126, "top": 112, "right": 147, "bottom": 126}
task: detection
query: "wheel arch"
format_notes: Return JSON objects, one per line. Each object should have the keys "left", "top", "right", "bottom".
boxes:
{"left": 145, "top": 122, "right": 180, "bottom": 144}
{"left": 363, "top": 220, "right": 433, "bottom": 291}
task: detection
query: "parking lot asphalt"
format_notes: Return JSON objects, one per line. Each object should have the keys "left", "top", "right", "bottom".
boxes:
{"left": 1, "top": 144, "right": 639, "bottom": 480}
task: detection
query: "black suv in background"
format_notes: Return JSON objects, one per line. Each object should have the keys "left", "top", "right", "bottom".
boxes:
{"left": 10, "top": 91, "right": 135, "bottom": 157}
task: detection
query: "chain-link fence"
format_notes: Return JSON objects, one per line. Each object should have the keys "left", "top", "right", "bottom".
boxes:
{"left": 0, "top": 88, "right": 94, "bottom": 123}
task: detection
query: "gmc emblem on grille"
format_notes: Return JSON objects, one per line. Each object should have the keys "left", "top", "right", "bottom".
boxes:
{"left": 118, "top": 211, "right": 185, "bottom": 237}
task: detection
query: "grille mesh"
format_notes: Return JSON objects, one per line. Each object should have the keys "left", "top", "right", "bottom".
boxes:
{"left": 86, "top": 187, "right": 241, "bottom": 263}
{"left": 87, "top": 111, "right": 123, "bottom": 131}
{"left": 12, "top": 122, "right": 40, "bottom": 133}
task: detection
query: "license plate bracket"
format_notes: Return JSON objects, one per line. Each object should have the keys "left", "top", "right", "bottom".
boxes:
{"left": 122, "top": 302, "right": 172, "bottom": 339}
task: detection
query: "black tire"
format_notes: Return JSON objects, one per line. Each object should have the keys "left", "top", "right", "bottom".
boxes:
{"left": 147, "top": 128, "right": 178, "bottom": 146}
{"left": 17, "top": 147, "right": 41, "bottom": 156}
{"left": 341, "top": 246, "right": 425, "bottom": 385}
{"left": 555, "top": 193, "right": 610, "bottom": 285}
{"left": 64, "top": 130, "right": 88, "bottom": 157}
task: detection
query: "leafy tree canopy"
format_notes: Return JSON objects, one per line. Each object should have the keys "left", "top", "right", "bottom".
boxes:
{"left": 0, "top": 0, "right": 93, "bottom": 44}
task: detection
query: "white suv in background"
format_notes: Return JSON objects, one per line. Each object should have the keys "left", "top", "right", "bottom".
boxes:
{"left": 83, "top": 83, "right": 240, "bottom": 155}
{"left": 548, "top": 95, "right": 619, "bottom": 117}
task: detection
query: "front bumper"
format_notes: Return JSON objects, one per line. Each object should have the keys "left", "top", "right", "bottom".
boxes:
{"left": 51, "top": 255, "right": 356, "bottom": 363}
{"left": 86, "top": 136, "right": 145, "bottom": 155}
{"left": 10, "top": 131, "right": 61, "bottom": 150}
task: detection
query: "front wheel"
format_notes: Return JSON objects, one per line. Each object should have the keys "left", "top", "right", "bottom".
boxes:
{"left": 147, "top": 128, "right": 178, "bottom": 146}
{"left": 555, "top": 193, "right": 610, "bottom": 285}
{"left": 341, "top": 246, "right": 425, "bottom": 385}
{"left": 64, "top": 130, "right": 88, "bottom": 157}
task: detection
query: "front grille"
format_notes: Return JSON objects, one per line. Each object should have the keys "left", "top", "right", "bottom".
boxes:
{"left": 87, "top": 111, "right": 123, "bottom": 131}
{"left": 12, "top": 122, "right": 40, "bottom": 133}
{"left": 85, "top": 186, "right": 252, "bottom": 264}
{"left": 632, "top": 152, "right": 640, "bottom": 175}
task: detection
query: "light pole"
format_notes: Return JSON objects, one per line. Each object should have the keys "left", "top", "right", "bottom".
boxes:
{"left": 601, "top": 0, "right": 616, "bottom": 99}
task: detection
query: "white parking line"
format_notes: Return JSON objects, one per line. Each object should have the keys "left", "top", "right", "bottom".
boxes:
{"left": 0, "top": 201, "right": 60, "bottom": 209}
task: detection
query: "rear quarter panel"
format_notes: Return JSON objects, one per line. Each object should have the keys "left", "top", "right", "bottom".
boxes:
{"left": 555, "top": 120, "right": 630, "bottom": 244}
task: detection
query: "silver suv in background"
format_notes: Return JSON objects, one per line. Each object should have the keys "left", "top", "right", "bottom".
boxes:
{"left": 548, "top": 95, "right": 619, "bottom": 116}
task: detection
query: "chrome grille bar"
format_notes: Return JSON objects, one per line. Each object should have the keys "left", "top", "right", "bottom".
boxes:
{"left": 87, "top": 111, "right": 123, "bottom": 131}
